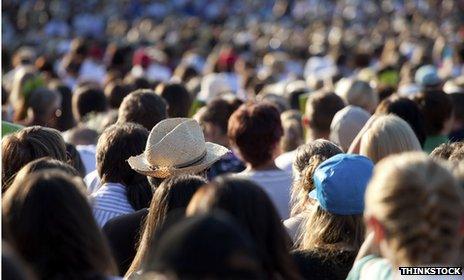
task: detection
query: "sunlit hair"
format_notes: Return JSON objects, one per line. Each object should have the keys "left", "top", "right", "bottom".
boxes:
{"left": 335, "top": 78, "right": 378, "bottom": 113}
{"left": 360, "top": 114, "right": 421, "bottom": 163}
{"left": 10, "top": 66, "right": 42, "bottom": 122}
{"left": 365, "top": 152, "right": 464, "bottom": 266}
{"left": 290, "top": 140, "right": 342, "bottom": 217}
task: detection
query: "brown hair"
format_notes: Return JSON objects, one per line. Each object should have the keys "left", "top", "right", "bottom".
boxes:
{"left": 365, "top": 152, "right": 463, "bottom": 266}
{"left": 305, "top": 90, "right": 345, "bottom": 133}
{"left": 430, "top": 141, "right": 464, "bottom": 162}
{"left": 155, "top": 82, "right": 192, "bottom": 118}
{"left": 72, "top": 86, "right": 108, "bottom": 122}
{"left": 280, "top": 110, "right": 304, "bottom": 153}
{"left": 118, "top": 89, "right": 167, "bottom": 130}
{"left": 198, "top": 97, "right": 243, "bottom": 134}
{"left": 96, "top": 123, "right": 152, "bottom": 210}
{"left": 413, "top": 91, "right": 453, "bottom": 136}
{"left": 291, "top": 140, "right": 343, "bottom": 217}
{"left": 3, "top": 171, "right": 117, "bottom": 279}
{"left": 126, "top": 175, "right": 207, "bottom": 277}
{"left": 2, "top": 126, "right": 67, "bottom": 192}
{"left": 228, "top": 102, "right": 283, "bottom": 167}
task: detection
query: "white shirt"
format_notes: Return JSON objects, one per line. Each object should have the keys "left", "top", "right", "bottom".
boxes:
{"left": 234, "top": 169, "right": 292, "bottom": 220}
{"left": 84, "top": 169, "right": 101, "bottom": 194}
{"left": 283, "top": 212, "right": 306, "bottom": 242}
{"left": 91, "top": 182, "right": 134, "bottom": 227}
{"left": 275, "top": 150, "right": 296, "bottom": 174}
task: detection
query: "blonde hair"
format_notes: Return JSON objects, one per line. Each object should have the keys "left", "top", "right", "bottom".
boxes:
{"left": 365, "top": 152, "right": 464, "bottom": 266}
{"left": 335, "top": 78, "right": 378, "bottom": 113}
{"left": 290, "top": 140, "right": 342, "bottom": 217}
{"left": 280, "top": 110, "right": 304, "bottom": 153}
{"left": 360, "top": 115, "right": 421, "bottom": 163}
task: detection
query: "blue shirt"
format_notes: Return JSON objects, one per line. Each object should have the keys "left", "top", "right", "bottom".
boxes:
{"left": 91, "top": 183, "right": 134, "bottom": 227}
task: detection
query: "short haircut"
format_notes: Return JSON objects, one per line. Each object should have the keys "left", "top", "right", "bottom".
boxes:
{"left": 305, "top": 90, "right": 345, "bottom": 133}
{"left": 413, "top": 91, "right": 453, "bottom": 136}
{"left": 118, "top": 89, "right": 167, "bottom": 131}
{"left": 156, "top": 83, "right": 192, "bottom": 118}
{"left": 2, "top": 126, "right": 67, "bottom": 191}
{"left": 228, "top": 102, "right": 283, "bottom": 167}
{"left": 335, "top": 79, "right": 378, "bottom": 113}
{"left": 104, "top": 81, "right": 133, "bottom": 109}
{"left": 198, "top": 97, "right": 243, "bottom": 134}
{"left": 28, "top": 88, "right": 61, "bottom": 120}
{"left": 72, "top": 86, "right": 107, "bottom": 122}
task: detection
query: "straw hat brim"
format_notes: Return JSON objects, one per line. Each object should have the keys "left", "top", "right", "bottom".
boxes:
{"left": 127, "top": 142, "right": 230, "bottom": 178}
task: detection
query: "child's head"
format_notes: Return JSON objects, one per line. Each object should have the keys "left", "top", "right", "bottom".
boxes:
{"left": 365, "top": 152, "right": 464, "bottom": 266}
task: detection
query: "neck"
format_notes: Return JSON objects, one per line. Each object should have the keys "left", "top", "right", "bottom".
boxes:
{"left": 246, "top": 160, "right": 278, "bottom": 171}
{"left": 306, "top": 129, "right": 329, "bottom": 142}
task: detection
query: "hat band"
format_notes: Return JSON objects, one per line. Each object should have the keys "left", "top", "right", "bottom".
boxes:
{"left": 175, "top": 149, "right": 207, "bottom": 168}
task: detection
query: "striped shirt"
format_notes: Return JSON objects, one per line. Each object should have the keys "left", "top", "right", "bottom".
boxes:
{"left": 91, "top": 183, "right": 134, "bottom": 227}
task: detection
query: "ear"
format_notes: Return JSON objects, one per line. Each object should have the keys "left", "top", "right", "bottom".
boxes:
{"left": 302, "top": 115, "right": 311, "bottom": 128}
{"left": 366, "top": 216, "right": 385, "bottom": 244}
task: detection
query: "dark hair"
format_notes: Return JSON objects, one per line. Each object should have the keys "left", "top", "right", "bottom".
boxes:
{"left": 118, "top": 89, "right": 167, "bottom": 130}
{"left": 228, "top": 102, "right": 283, "bottom": 167}
{"left": 104, "top": 81, "right": 133, "bottom": 109}
{"left": 376, "top": 96, "right": 427, "bottom": 147}
{"left": 173, "top": 64, "right": 199, "bottom": 82}
{"left": 126, "top": 175, "right": 208, "bottom": 277}
{"left": 65, "top": 143, "right": 87, "bottom": 177}
{"left": 26, "top": 87, "right": 61, "bottom": 128}
{"left": 156, "top": 83, "right": 192, "bottom": 118}
{"left": 199, "top": 97, "right": 243, "bottom": 134}
{"left": 72, "top": 86, "right": 108, "bottom": 122}
{"left": 2, "top": 171, "right": 117, "bottom": 279}
{"left": 305, "top": 91, "right": 345, "bottom": 133}
{"left": 187, "top": 177, "right": 300, "bottom": 280}
{"left": 96, "top": 123, "right": 152, "bottom": 210}
{"left": 2, "top": 126, "right": 67, "bottom": 192}
{"left": 18, "top": 157, "right": 81, "bottom": 178}
{"left": 450, "top": 93, "right": 464, "bottom": 123}
{"left": 2, "top": 242, "right": 34, "bottom": 280}
{"left": 413, "top": 91, "right": 453, "bottom": 135}
{"left": 50, "top": 82, "right": 76, "bottom": 131}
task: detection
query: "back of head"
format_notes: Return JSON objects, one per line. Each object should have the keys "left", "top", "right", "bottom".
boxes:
{"left": 142, "top": 213, "right": 263, "bottom": 279}
{"left": 118, "top": 89, "right": 167, "bottom": 130}
{"left": 376, "top": 96, "right": 427, "bottom": 147}
{"left": 305, "top": 90, "right": 345, "bottom": 135}
{"left": 156, "top": 82, "right": 192, "bottom": 118}
{"left": 430, "top": 141, "right": 464, "bottom": 163}
{"left": 280, "top": 110, "right": 304, "bottom": 152}
{"left": 365, "top": 152, "right": 463, "bottom": 266}
{"left": 335, "top": 79, "right": 378, "bottom": 113}
{"left": 2, "top": 126, "right": 67, "bottom": 191}
{"left": 104, "top": 81, "right": 133, "bottom": 109}
{"left": 360, "top": 115, "right": 422, "bottom": 163}
{"left": 330, "top": 105, "right": 371, "bottom": 152}
{"left": 3, "top": 170, "right": 116, "bottom": 279}
{"left": 72, "top": 86, "right": 107, "bottom": 122}
{"left": 27, "top": 87, "right": 61, "bottom": 127}
{"left": 413, "top": 91, "right": 453, "bottom": 136}
{"left": 198, "top": 96, "right": 243, "bottom": 135}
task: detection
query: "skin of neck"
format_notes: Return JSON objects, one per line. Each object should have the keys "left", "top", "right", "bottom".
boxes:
{"left": 305, "top": 128, "right": 330, "bottom": 143}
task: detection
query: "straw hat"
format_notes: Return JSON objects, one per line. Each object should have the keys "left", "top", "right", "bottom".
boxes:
{"left": 127, "top": 118, "right": 229, "bottom": 178}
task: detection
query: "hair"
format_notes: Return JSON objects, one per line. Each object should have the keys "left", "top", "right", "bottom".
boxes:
{"left": 187, "top": 177, "right": 300, "bottom": 280}
{"left": 291, "top": 140, "right": 343, "bottom": 217}
{"left": 2, "top": 126, "right": 67, "bottom": 192}
{"left": 26, "top": 87, "right": 61, "bottom": 127}
{"left": 104, "top": 81, "right": 133, "bottom": 109}
{"left": 413, "top": 91, "right": 453, "bottom": 136}
{"left": 63, "top": 127, "right": 99, "bottom": 146}
{"left": 360, "top": 115, "right": 422, "bottom": 163}
{"left": 72, "top": 86, "right": 108, "bottom": 122}
{"left": 376, "top": 95, "right": 427, "bottom": 147}
{"left": 430, "top": 141, "right": 464, "bottom": 162}
{"left": 450, "top": 93, "right": 464, "bottom": 124}
{"left": 65, "top": 143, "right": 87, "bottom": 177}
{"left": 118, "top": 89, "right": 167, "bottom": 130}
{"left": 228, "top": 102, "right": 283, "bottom": 167}
{"left": 10, "top": 66, "right": 41, "bottom": 122}
{"left": 50, "top": 82, "right": 76, "bottom": 131}
{"left": 365, "top": 152, "right": 464, "bottom": 266}
{"left": 126, "top": 175, "right": 208, "bottom": 277}
{"left": 305, "top": 90, "right": 345, "bottom": 133}
{"left": 335, "top": 79, "right": 378, "bottom": 113}
{"left": 17, "top": 157, "right": 81, "bottom": 178}
{"left": 299, "top": 206, "right": 365, "bottom": 255}
{"left": 198, "top": 97, "right": 243, "bottom": 135}
{"left": 156, "top": 82, "right": 192, "bottom": 118}
{"left": 96, "top": 123, "right": 152, "bottom": 210}
{"left": 280, "top": 110, "right": 304, "bottom": 152}
{"left": 3, "top": 171, "right": 117, "bottom": 279}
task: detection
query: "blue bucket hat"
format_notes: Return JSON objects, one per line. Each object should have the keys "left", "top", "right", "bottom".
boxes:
{"left": 309, "top": 154, "right": 374, "bottom": 215}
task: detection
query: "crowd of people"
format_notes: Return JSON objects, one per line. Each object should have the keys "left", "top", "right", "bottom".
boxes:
{"left": 2, "top": 0, "right": 464, "bottom": 279}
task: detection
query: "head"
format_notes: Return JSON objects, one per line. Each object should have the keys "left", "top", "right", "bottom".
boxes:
{"left": 376, "top": 95, "right": 427, "bottom": 147}
{"left": 335, "top": 78, "right": 378, "bottom": 113}
{"left": 2, "top": 171, "right": 116, "bottom": 279}
{"left": 26, "top": 87, "right": 62, "bottom": 128}
{"left": 15, "top": 157, "right": 81, "bottom": 181}
{"left": 96, "top": 123, "right": 151, "bottom": 210}
{"left": 228, "top": 102, "right": 283, "bottom": 168}
{"left": 155, "top": 82, "right": 192, "bottom": 118}
{"left": 303, "top": 90, "right": 345, "bottom": 141}
{"left": 413, "top": 91, "right": 453, "bottom": 136}
{"left": 449, "top": 93, "right": 464, "bottom": 132}
{"left": 2, "top": 126, "right": 67, "bottom": 192}
{"left": 291, "top": 140, "right": 343, "bottom": 216}
{"left": 300, "top": 154, "right": 373, "bottom": 253}
{"left": 196, "top": 97, "right": 243, "bottom": 147}
{"left": 141, "top": 213, "right": 263, "bottom": 279}
{"left": 360, "top": 115, "right": 422, "bottom": 163}
{"left": 49, "top": 82, "right": 76, "bottom": 131}
{"left": 10, "top": 67, "right": 45, "bottom": 122}
{"left": 72, "top": 86, "right": 107, "bottom": 122}
{"left": 330, "top": 105, "right": 371, "bottom": 151}
{"left": 280, "top": 110, "right": 304, "bottom": 153}
{"left": 104, "top": 81, "right": 133, "bottom": 109}
{"left": 187, "top": 177, "right": 299, "bottom": 280}
{"left": 127, "top": 175, "right": 208, "bottom": 277}
{"left": 430, "top": 141, "right": 464, "bottom": 163}
{"left": 118, "top": 89, "right": 167, "bottom": 130}
{"left": 365, "top": 152, "right": 464, "bottom": 267}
